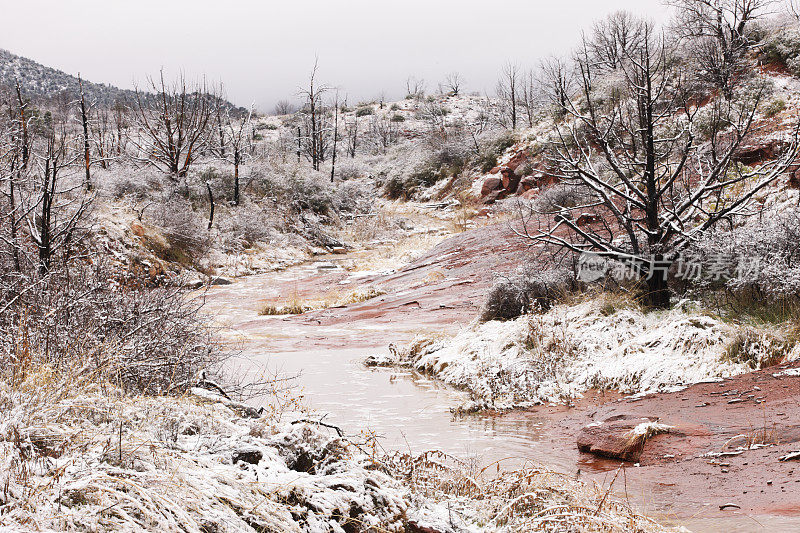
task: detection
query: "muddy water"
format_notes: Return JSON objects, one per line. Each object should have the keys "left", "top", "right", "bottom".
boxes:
{"left": 200, "top": 261, "right": 797, "bottom": 533}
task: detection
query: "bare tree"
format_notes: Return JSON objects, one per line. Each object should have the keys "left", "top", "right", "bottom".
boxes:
{"left": 77, "top": 75, "right": 93, "bottom": 190}
{"left": 368, "top": 113, "right": 400, "bottom": 154}
{"left": 130, "top": 71, "right": 213, "bottom": 178}
{"left": 273, "top": 100, "right": 296, "bottom": 116}
{"left": 23, "top": 116, "right": 92, "bottom": 275}
{"left": 519, "top": 69, "right": 542, "bottom": 128}
{"left": 589, "top": 11, "right": 646, "bottom": 71}
{"left": 539, "top": 56, "right": 573, "bottom": 116}
{"left": 221, "top": 106, "right": 253, "bottom": 205}
{"left": 496, "top": 62, "right": 520, "bottom": 129}
{"left": 668, "top": 0, "right": 772, "bottom": 98}
{"left": 405, "top": 76, "right": 426, "bottom": 100}
{"left": 443, "top": 72, "right": 464, "bottom": 96}
{"left": 297, "top": 60, "right": 331, "bottom": 171}
{"left": 330, "top": 92, "right": 340, "bottom": 182}
{"left": 518, "top": 21, "right": 799, "bottom": 307}
{"left": 345, "top": 115, "right": 359, "bottom": 158}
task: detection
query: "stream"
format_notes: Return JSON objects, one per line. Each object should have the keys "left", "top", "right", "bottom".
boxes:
{"left": 199, "top": 259, "right": 798, "bottom": 533}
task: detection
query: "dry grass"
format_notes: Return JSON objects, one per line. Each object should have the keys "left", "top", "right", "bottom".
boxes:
{"left": 382, "top": 449, "right": 671, "bottom": 532}
{"left": 258, "top": 287, "right": 386, "bottom": 316}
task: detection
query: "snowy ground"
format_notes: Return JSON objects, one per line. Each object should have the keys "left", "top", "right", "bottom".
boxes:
{"left": 0, "top": 366, "right": 675, "bottom": 532}
{"left": 391, "top": 296, "right": 800, "bottom": 410}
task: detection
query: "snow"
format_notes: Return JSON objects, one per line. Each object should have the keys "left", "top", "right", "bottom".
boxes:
{"left": 394, "top": 297, "right": 796, "bottom": 408}
{"left": 0, "top": 380, "right": 409, "bottom": 532}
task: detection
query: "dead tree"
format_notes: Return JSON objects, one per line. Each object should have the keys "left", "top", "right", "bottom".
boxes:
{"left": 273, "top": 100, "right": 296, "bottom": 116}
{"left": 405, "top": 76, "right": 426, "bottom": 100}
{"left": 443, "top": 72, "right": 464, "bottom": 96}
{"left": 221, "top": 106, "right": 253, "bottom": 205}
{"left": 24, "top": 118, "right": 92, "bottom": 275}
{"left": 14, "top": 82, "right": 29, "bottom": 169}
{"left": 588, "top": 11, "right": 646, "bottom": 71}
{"left": 539, "top": 56, "right": 573, "bottom": 115}
{"left": 497, "top": 62, "right": 520, "bottom": 129}
{"left": 298, "top": 60, "right": 330, "bottom": 171}
{"left": 330, "top": 92, "right": 340, "bottom": 182}
{"left": 517, "top": 21, "right": 799, "bottom": 308}
{"left": 345, "top": 115, "right": 359, "bottom": 158}
{"left": 130, "top": 71, "right": 213, "bottom": 178}
{"left": 77, "top": 74, "right": 93, "bottom": 190}
{"left": 668, "top": 0, "right": 772, "bottom": 98}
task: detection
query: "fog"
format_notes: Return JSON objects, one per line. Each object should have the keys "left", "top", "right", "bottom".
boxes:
{"left": 0, "top": 0, "right": 669, "bottom": 111}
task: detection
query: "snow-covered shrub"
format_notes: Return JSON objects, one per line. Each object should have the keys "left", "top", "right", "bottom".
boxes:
{"left": 0, "top": 262, "right": 218, "bottom": 395}
{"left": 217, "top": 203, "right": 278, "bottom": 251}
{"left": 684, "top": 211, "right": 800, "bottom": 307}
{"left": 761, "top": 25, "right": 800, "bottom": 75}
{"left": 96, "top": 165, "right": 165, "bottom": 200}
{"left": 480, "top": 266, "right": 579, "bottom": 321}
{"left": 147, "top": 198, "right": 212, "bottom": 264}
{"left": 533, "top": 183, "right": 591, "bottom": 213}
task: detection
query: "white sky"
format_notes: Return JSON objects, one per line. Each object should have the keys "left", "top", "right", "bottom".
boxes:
{"left": 0, "top": 0, "right": 670, "bottom": 112}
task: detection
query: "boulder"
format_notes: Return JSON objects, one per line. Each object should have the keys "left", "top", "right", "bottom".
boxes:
{"left": 232, "top": 448, "right": 263, "bottom": 465}
{"left": 577, "top": 415, "right": 666, "bottom": 462}
{"left": 184, "top": 277, "right": 204, "bottom": 289}
{"left": 210, "top": 276, "right": 233, "bottom": 286}
{"left": 482, "top": 189, "right": 508, "bottom": 205}
{"left": 480, "top": 176, "right": 503, "bottom": 197}
{"left": 505, "top": 150, "right": 530, "bottom": 173}
{"left": 500, "top": 168, "right": 521, "bottom": 192}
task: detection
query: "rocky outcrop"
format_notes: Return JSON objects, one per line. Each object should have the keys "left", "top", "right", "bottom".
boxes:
{"left": 733, "top": 139, "right": 789, "bottom": 165}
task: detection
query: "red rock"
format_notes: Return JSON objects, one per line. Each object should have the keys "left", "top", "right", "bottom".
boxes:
{"left": 518, "top": 176, "right": 539, "bottom": 192}
{"left": 480, "top": 176, "right": 503, "bottom": 197}
{"left": 500, "top": 168, "right": 520, "bottom": 192}
{"left": 482, "top": 189, "right": 508, "bottom": 204}
{"left": 576, "top": 213, "right": 601, "bottom": 226}
{"left": 505, "top": 150, "right": 530, "bottom": 173}
{"left": 733, "top": 140, "right": 788, "bottom": 165}
{"left": 789, "top": 171, "right": 800, "bottom": 189}
{"left": 488, "top": 166, "right": 501, "bottom": 175}
{"left": 520, "top": 188, "right": 539, "bottom": 200}
{"left": 577, "top": 415, "right": 661, "bottom": 462}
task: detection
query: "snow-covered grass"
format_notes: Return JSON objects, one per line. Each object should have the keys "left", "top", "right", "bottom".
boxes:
{"left": 393, "top": 295, "right": 800, "bottom": 409}
{"left": 0, "top": 366, "right": 408, "bottom": 532}
{"left": 0, "top": 361, "right": 674, "bottom": 532}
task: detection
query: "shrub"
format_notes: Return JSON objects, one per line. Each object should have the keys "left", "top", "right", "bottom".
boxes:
{"left": 390, "top": 103, "right": 401, "bottom": 111}
{"left": 480, "top": 267, "right": 579, "bottom": 322}
{"left": 683, "top": 211, "right": 800, "bottom": 314}
{"left": 356, "top": 106, "right": 374, "bottom": 117}
{"left": 391, "top": 113, "right": 406, "bottom": 122}
{"left": 0, "top": 263, "right": 218, "bottom": 395}
{"left": 476, "top": 131, "right": 516, "bottom": 173}
{"left": 147, "top": 199, "right": 212, "bottom": 265}
{"left": 533, "top": 184, "right": 590, "bottom": 213}
{"left": 761, "top": 26, "right": 800, "bottom": 75}
{"left": 217, "top": 204, "right": 277, "bottom": 251}
{"left": 762, "top": 98, "right": 786, "bottom": 118}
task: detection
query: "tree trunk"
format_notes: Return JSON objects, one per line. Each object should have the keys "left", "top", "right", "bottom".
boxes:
{"left": 233, "top": 150, "right": 240, "bottom": 205}
{"left": 645, "top": 272, "right": 671, "bottom": 309}
{"left": 78, "top": 75, "right": 92, "bottom": 190}
{"left": 206, "top": 182, "right": 215, "bottom": 230}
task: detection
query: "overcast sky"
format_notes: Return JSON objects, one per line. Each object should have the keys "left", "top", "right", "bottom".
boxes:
{"left": 0, "top": 0, "right": 670, "bottom": 112}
